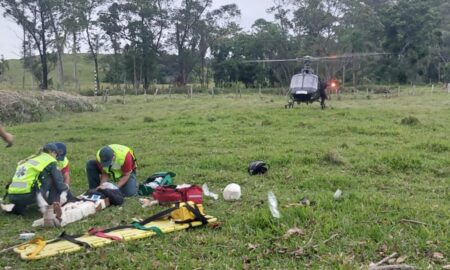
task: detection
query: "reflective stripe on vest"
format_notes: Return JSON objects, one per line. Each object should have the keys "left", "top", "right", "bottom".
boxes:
{"left": 96, "top": 144, "right": 135, "bottom": 180}
{"left": 57, "top": 157, "right": 69, "bottom": 171}
{"left": 8, "top": 152, "right": 57, "bottom": 195}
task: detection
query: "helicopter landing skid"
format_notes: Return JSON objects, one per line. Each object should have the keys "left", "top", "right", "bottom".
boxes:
{"left": 285, "top": 100, "right": 294, "bottom": 109}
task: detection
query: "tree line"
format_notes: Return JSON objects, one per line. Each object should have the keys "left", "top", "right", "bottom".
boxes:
{"left": 1, "top": 0, "right": 449, "bottom": 91}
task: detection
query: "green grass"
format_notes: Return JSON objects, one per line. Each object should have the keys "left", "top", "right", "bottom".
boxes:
{"left": 0, "top": 92, "right": 449, "bottom": 269}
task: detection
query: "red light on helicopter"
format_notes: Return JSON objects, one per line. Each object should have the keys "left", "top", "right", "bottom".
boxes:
{"left": 328, "top": 80, "right": 339, "bottom": 88}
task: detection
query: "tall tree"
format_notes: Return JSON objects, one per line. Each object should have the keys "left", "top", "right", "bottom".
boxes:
{"left": 197, "top": 4, "right": 240, "bottom": 87}
{"left": 1, "top": 0, "right": 52, "bottom": 89}
{"left": 99, "top": 2, "right": 124, "bottom": 87}
{"left": 337, "top": 0, "right": 384, "bottom": 85}
{"left": 84, "top": 0, "right": 106, "bottom": 94}
{"left": 121, "top": 0, "right": 171, "bottom": 90}
{"left": 63, "top": 0, "right": 88, "bottom": 91}
{"left": 381, "top": 0, "right": 439, "bottom": 83}
{"left": 0, "top": 55, "right": 9, "bottom": 80}
{"left": 172, "top": 0, "right": 211, "bottom": 85}
{"left": 46, "top": 0, "right": 68, "bottom": 90}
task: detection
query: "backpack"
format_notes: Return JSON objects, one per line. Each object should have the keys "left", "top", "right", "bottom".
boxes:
{"left": 170, "top": 202, "right": 206, "bottom": 223}
{"left": 138, "top": 171, "right": 176, "bottom": 196}
{"left": 152, "top": 185, "right": 203, "bottom": 205}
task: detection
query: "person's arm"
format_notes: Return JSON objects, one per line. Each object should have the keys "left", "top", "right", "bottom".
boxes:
{"left": 100, "top": 171, "right": 109, "bottom": 185}
{"left": 62, "top": 172, "right": 71, "bottom": 185}
{"left": 95, "top": 161, "right": 110, "bottom": 187}
{"left": 0, "top": 125, "right": 13, "bottom": 146}
{"left": 49, "top": 163, "right": 69, "bottom": 192}
{"left": 60, "top": 165, "right": 71, "bottom": 185}
{"left": 116, "top": 171, "right": 131, "bottom": 188}
{"left": 116, "top": 153, "right": 134, "bottom": 188}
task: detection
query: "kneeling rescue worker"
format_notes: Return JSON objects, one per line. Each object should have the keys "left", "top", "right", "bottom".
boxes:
{"left": 6, "top": 143, "right": 69, "bottom": 215}
{"left": 86, "top": 144, "right": 137, "bottom": 196}
{"left": 53, "top": 142, "right": 71, "bottom": 186}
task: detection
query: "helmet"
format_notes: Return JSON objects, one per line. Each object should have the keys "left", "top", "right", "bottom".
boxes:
{"left": 223, "top": 183, "right": 241, "bottom": 201}
{"left": 248, "top": 161, "right": 268, "bottom": 175}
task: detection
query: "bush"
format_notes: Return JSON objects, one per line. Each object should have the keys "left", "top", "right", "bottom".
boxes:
{"left": 401, "top": 116, "right": 420, "bottom": 126}
{"left": 143, "top": 116, "right": 156, "bottom": 123}
{"left": 261, "top": 120, "right": 272, "bottom": 126}
{"left": 324, "top": 149, "right": 346, "bottom": 165}
{"left": 0, "top": 90, "right": 95, "bottom": 124}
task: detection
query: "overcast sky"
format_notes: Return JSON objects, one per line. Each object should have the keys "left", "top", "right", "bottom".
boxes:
{"left": 0, "top": 0, "right": 274, "bottom": 59}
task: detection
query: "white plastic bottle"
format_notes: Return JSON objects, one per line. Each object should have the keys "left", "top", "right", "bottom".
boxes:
{"left": 268, "top": 191, "right": 280, "bottom": 218}
{"left": 333, "top": 189, "right": 342, "bottom": 200}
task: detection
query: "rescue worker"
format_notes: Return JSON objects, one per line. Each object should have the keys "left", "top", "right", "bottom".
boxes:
{"left": 86, "top": 144, "right": 137, "bottom": 197}
{"left": 318, "top": 78, "right": 328, "bottom": 110}
{"left": 0, "top": 124, "right": 13, "bottom": 147}
{"left": 6, "top": 143, "right": 69, "bottom": 215}
{"left": 53, "top": 142, "right": 71, "bottom": 186}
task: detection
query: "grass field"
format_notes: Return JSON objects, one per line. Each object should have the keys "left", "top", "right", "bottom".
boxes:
{"left": 1, "top": 54, "right": 99, "bottom": 91}
{"left": 0, "top": 92, "right": 449, "bottom": 269}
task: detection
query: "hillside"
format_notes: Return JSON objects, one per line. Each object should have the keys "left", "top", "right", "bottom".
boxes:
{"left": 0, "top": 54, "right": 107, "bottom": 92}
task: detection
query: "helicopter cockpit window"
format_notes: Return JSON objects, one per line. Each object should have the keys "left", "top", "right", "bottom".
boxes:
{"left": 303, "top": 75, "right": 318, "bottom": 89}
{"left": 290, "top": 75, "right": 302, "bottom": 88}
{"left": 290, "top": 74, "right": 318, "bottom": 90}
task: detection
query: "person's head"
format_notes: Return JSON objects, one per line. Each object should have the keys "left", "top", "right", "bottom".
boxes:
{"left": 99, "top": 146, "right": 115, "bottom": 168}
{"left": 42, "top": 143, "right": 58, "bottom": 158}
{"left": 53, "top": 142, "right": 67, "bottom": 161}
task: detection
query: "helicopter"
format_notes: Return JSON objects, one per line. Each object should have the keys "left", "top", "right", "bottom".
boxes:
{"left": 245, "top": 53, "right": 387, "bottom": 109}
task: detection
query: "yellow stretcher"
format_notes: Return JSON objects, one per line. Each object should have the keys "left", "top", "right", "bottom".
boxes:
{"left": 14, "top": 203, "right": 217, "bottom": 260}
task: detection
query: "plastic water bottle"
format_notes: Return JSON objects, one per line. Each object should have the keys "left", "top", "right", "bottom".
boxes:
{"left": 268, "top": 191, "right": 280, "bottom": 218}
{"left": 333, "top": 189, "right": 342, "bottom": 200}
{"left": 202, "top": 183, "right": 218, "bottom": 200}
{"left": 19, "top": 233, "right": 35, "bottom": 240}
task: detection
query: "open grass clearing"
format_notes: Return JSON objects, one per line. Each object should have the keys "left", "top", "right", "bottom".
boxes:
{"left": 0, "top": 93, "right": 449, "bottom": 269}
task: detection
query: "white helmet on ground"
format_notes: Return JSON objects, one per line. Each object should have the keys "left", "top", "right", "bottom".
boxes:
{"left": 223, "top": 183, "right": 241, "bottom": 201}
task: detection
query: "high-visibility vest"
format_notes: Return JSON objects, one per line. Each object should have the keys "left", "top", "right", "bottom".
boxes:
{"left": 8, "top": 152, "right": 56, "bottom": 195}
{"left": 96, "top": 144, "right": 135, "bottom": 180}
{"left": 57, "top": 157, "right": 69, "bottom": 171}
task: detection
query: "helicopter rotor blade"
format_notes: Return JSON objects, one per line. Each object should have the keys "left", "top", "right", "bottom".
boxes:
{"left": 309, "top": 52, "right": 390, "bottom": 61}
{"left": 242, "top": 52, "right": 390, "bottom": 64}
{"left": 242, "top": 58, "right": 300, "bottom": 63}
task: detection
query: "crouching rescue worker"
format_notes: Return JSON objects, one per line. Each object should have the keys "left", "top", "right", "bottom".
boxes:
{"left": 6, "top": 143, "right": 69, "bottom": 215}
{"left": 86, "top": 144, "right": 137, "bottom": 197}
{"left": 53, "top": 142, "right": 71, "bottom": 186}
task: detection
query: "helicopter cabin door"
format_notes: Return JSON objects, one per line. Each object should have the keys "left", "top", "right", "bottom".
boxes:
{"left": 289, "top": 73, "right": 319, "bottom": 101}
